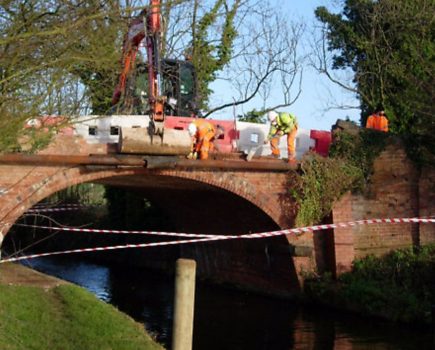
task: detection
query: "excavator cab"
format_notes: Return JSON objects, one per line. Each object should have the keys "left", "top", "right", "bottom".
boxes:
{"left": 113, "top": 59, "right": 197, "bottom": 118}
{"left": 115, "top": 58, "right": 198, "bottom": 155}
{"left": 162, "top": 59, "right": 197, "bottom": 117}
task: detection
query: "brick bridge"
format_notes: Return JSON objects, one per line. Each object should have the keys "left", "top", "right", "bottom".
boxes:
{"left": 0, "top": 134, "right": 434, "bottom": 297}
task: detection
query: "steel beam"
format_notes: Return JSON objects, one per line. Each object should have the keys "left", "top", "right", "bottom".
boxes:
{"left": 0, "top": 153, "right": 296, "bottom": 171}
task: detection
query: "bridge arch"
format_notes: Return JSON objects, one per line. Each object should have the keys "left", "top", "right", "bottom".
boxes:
{"left": 0, "top": 163, "right": 302, "bottom": 296}
{"left": 0, "top": 164, "right": 296, "bottom": 237}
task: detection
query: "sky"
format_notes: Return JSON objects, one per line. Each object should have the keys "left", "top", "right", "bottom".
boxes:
{"left": 209, "top": 0, "right": 361, "bottom": 131}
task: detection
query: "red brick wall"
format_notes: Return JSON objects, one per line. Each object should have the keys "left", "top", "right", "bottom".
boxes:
{"left": 6, "top": 134, "right": 433, "bottom": 291}
{"left": 0, "top": 133, "right": 312, "bottom": 296}
{"left": 0, "top": 134, "right": 298, "bottom": 232}
{"left": 331, "top": 193, "right": 356, "bottom": 275}
{"left": 0, "top": 148, "right": 306, "bottom": 296}
{"left": 332, "top": 141, "right": 435, "bottom": 274}
{"left": 420, "top": 166, "right": 435, "bottom": 244}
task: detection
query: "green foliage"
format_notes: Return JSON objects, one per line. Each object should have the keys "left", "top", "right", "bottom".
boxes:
{"left": 315, "top": 0, "right": 435, "bottom": 164}
{"left": 305, "top": 245, "right": 435, "bottom": 323}
{"left": 291, "top": 126, "right": 388, "bottom": 226}
{"left": 0, "top": 282, "right": 163, "bottom": 349}
{"left": 237, "top": 109, "right": 266, "bottom": 123}
{"left": 338, "top": 245, "right": 435, "bottom": 323}
{"left": 48, "top": 183, "right": 107, "bottom": 207}
{"left": 191, "top": 0, "right": 240, "bottom": 110}
{"left": 329, "top": 128, "right": 389, "bottom": 180}
{"left": 0, "top": 112, "right": 28, "bottom": 152}
{"left": 290, "top": 152, "right": 363, "bottom": 227}
{"left": 0, "top": 1, "right": 124, "bottom": 152}
{"left": 16, "top": 128, "right": 55, "bottom": 153}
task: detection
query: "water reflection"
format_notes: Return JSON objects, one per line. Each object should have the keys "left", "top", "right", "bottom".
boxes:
{"left": 107, "top": 264, "right": 174, "bottom": 343}
{"left": 25, "top": 257, "right": 111, "bottom": 302}
{"left": 26, "top": 257, "right": 432, "bottom": 350}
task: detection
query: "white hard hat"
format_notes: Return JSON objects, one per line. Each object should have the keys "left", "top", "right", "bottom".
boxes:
{"left": 267, "top": 110, "right": 278, "bottom": 122}
{"left": 188, "top": 123, "right": 197, "bottom": 137}
{"left": 25, "top": 118, "right": 42, "bottom": 128}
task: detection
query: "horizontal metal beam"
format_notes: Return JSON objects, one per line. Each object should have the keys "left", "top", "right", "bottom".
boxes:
{"left": 0, "top": 153, "right": 296, "bottom": 172}
{"left": 0, "top": 154, "right": 146, "bottom": 166}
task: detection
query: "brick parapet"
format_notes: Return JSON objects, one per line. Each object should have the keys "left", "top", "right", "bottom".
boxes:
{"left": 420, "top": 165, "right": 435, "bottom": 244}
{"left": 332, "top": 142, "right": 434, "bottom": 274}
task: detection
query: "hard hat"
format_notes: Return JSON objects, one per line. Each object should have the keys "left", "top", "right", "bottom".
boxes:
{"left": 267, "top": 110, "right": 278, "bottom": 122}
{"left": 25, "top": 118, "right": 42, "bottom": 128}
{"left": 188, "top": 123, "right": 197, "bottom": 137}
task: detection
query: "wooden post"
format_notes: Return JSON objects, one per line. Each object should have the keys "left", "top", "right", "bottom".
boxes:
{"left": 432, "top": 305, "right": 435, "bottom": 348}
{"left": 172, "top": 259, "right": 196, "bottom": 350}
{"left": 0, "top": 231, "right": 3, "bottom": 260}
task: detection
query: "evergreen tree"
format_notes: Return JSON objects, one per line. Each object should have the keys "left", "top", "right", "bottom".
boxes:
{"left": 315, "top": 0, "right": 434, "bottom": 163}
{"left": 237, "top": 109, "right": 266, "bottom": 124}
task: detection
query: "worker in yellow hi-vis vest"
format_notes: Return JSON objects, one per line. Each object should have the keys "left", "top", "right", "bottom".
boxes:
{"left": 265, "top": 110, "right": 298, "bottom": 164}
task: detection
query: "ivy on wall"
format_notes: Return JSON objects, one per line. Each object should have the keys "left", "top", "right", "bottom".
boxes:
{"left": 291, "top": 122, "right": 389, "bottom": 227}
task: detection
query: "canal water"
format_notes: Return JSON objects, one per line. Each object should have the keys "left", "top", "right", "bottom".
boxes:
{"left": 25, "top": 257, "right": 432, "bottom": 350}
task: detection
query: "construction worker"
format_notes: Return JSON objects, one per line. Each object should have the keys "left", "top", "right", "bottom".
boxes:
{"left": 187, "top": 119, "right": 225, "bottom": 160}
{"left": 366, "top": 109, "right": 389, "bottom": 132}
{"left": 265, "top": 110, "right": 298, "bottom": 163}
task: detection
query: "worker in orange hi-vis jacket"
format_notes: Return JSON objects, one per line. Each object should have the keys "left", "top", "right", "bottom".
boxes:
{"left": 366, "top": 109, "right": 389, "bottom": 132}
{"left": 187, "top": 119, "right": 225, "bottom": 160}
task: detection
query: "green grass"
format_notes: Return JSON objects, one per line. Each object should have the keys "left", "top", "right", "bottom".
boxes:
{"left": 0, "top": 283, "right": 164, "bottom": 350}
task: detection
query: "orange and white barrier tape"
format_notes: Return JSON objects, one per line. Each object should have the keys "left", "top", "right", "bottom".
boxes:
{"left": 26, "top": 204, "right": 95, "bottom": 213}
{"left": 14, "top": 223, "right": 226, "bottom": 238}
{"left": 1, "top": 217, "right": 434, "bottom": 264}
{"left": 26, "top": 207, "right": 83, "bottom": 213}
{"left": 31, "top": 203, "right": 85, "bottom": 209}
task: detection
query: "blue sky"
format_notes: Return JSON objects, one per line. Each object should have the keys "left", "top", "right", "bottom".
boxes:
{"left": 210, "top": 0, "right": 361, "bottom": 131}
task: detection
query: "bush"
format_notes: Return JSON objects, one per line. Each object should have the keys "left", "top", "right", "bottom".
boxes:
{"left": 306, "top": 245, "right": 435, "bottom": 324}
{"left": 290, "top": 126, "right": 389, "bottom": 227}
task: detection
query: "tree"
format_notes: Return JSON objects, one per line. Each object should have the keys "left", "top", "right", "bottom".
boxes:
{"left": 314, "top": 0, "right": 434, "bottom": 162}
{"left": 237, "top": 109, "right": 265, "bottom": 123}
{"left": 158, "top": 0, "right": 305, "bottom": 116}
{"left": 0, "top": 0, "right": 126, "bottom": 151}
{"left": 188, "top": 0, "right": 240, "bottom": 111}
{"left": 203, "top": 1, "right": 305, "bottom": 117}
{"left": 0, "top": 0, "right": 305, "bottom": 152}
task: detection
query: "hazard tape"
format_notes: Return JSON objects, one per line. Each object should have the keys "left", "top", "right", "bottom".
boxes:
{"left": 1, "top": 217, "right": 434, "bottom": 264}
{"left": 26, "top": 207, "right": 84, "bottom": 213}
{"left": 14, "top": 223, "right": 228, "bottom": 239}
{"left": 31, "top": 204, "right": 85, "bottom": 209}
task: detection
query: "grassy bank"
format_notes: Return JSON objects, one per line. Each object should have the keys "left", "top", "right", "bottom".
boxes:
{"left": 0, "top": 263, "right": 164, "bottom": 350}
{"left": 304, "top": 244, "right": 435, "bottom": 324}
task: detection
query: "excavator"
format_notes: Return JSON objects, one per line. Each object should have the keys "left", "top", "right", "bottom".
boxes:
{"left": 112, "top": 0, "right": 197, "bottom": 155}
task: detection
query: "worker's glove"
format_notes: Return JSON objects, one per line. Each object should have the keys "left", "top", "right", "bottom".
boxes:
{"left": 277, "top": 130, "right": 284, "bottom": 136}
{"left": 187, "top": 151, "right": 198, "bottom": 159}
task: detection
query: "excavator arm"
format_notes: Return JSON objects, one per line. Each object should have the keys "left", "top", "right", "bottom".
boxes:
{"left": 112, "top": 0, "right": 165, "bottom": 134}
{"left": 113, "top": 0, "right": 194, "bottom": 155}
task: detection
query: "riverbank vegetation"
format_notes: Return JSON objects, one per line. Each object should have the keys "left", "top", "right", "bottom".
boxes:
{"left": 304, "top": 244, "right": 435, "bottom": 324}
{"left": 0, "top": 264, "right": 163, "bottom": 350}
